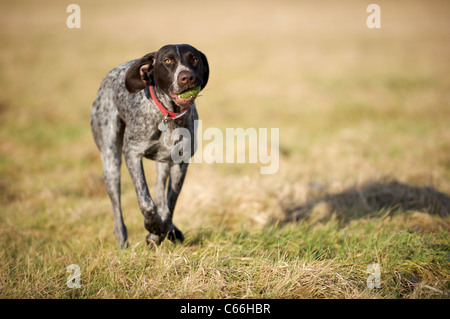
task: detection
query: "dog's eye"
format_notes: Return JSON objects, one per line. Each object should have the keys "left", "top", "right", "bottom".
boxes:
{"left": 192, "top": 57, "right": 199, "bottom": 64}
{"left": 164, "top": 58, "right": 173, "bottom": 64}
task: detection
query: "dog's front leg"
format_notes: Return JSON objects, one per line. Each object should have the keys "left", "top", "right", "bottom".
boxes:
{"left": 124, "top": 148, "right": 171, "bottom": 245}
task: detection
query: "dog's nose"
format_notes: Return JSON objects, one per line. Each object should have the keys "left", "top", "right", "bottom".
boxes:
{"left": 178, "top": 70, "right": 196, "bottom": 86}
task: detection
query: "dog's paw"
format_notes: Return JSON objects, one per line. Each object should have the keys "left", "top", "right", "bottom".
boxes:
{"left": 146, "top": 233, "right": 162, "bottom": 246}
{"left": 167, "top": 225, "right": 185, "bottom": 243}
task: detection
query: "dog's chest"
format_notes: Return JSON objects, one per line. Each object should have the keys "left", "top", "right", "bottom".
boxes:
{"left": 124, "top": 99, "right": 196, "bottom": 162}
{"left": 141, "top": 127, "right": 192, "bottom": 163}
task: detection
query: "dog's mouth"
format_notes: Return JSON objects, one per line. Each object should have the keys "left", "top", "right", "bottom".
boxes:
{"left": 169, "top": 86, "right": 201, "bottom": 108}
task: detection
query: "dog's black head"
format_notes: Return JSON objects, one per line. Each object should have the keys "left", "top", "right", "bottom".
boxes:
{"left": 125, "top": 44, "right": 209, "bottom": 108}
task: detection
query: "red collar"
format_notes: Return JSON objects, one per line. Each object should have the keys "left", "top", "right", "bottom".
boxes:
{"left": 147, "top": 85, "right": 190, "bottom": 122}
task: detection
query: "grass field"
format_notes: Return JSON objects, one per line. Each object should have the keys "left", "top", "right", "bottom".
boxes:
{"left": 0, "top": 0, "right": 449, "bottom": 299}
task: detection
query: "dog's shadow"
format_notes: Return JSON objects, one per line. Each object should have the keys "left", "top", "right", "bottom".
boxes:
{"left": 278, "top": 179, "right": 450, "bottom": 226}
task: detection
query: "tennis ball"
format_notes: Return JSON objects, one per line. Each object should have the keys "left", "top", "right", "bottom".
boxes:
{"left": 178, "top": 86, "right": 201, "bottom": 98}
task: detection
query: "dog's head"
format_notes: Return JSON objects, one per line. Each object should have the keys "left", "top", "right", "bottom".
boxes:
{"left": 125, "top": 44, "right": 209, "bottom": 108}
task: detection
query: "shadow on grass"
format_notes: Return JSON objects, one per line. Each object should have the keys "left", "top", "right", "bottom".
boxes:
{"left": 279, "top": 179, "right": 450, "bottom": 225}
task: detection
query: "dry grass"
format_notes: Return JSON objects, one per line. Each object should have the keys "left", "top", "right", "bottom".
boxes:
{"left": 0, "top": 0, "right": 449, "bottom": 299}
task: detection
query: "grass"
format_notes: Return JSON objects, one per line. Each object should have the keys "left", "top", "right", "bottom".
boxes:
{"left": 0, "top": 0, "right": 449, "bottom": 299}
{"left": 1, "top": 215, "right": 448, "bottom": 298}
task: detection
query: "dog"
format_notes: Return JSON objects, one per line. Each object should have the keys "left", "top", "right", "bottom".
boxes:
{"left": 90, "top": 44, "right": 209, "bottom": 248}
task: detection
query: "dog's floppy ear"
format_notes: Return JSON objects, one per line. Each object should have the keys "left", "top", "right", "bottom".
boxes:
{"left": 125, "top": 52, "right": 156, "bottom": 94}
{"left": 198, "top": 51, "right": 209, "bottom": 91}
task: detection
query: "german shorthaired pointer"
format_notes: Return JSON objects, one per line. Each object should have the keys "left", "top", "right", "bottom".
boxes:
{"left": 90, "top": 44, "right": 209, "bottom": 248}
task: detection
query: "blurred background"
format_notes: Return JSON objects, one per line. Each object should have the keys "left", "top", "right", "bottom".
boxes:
{"left": 1, "top": 0, "right": 449, "bottom": 299}
{"left": 0, "top": 0, "right": 449, "bottom": 242}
